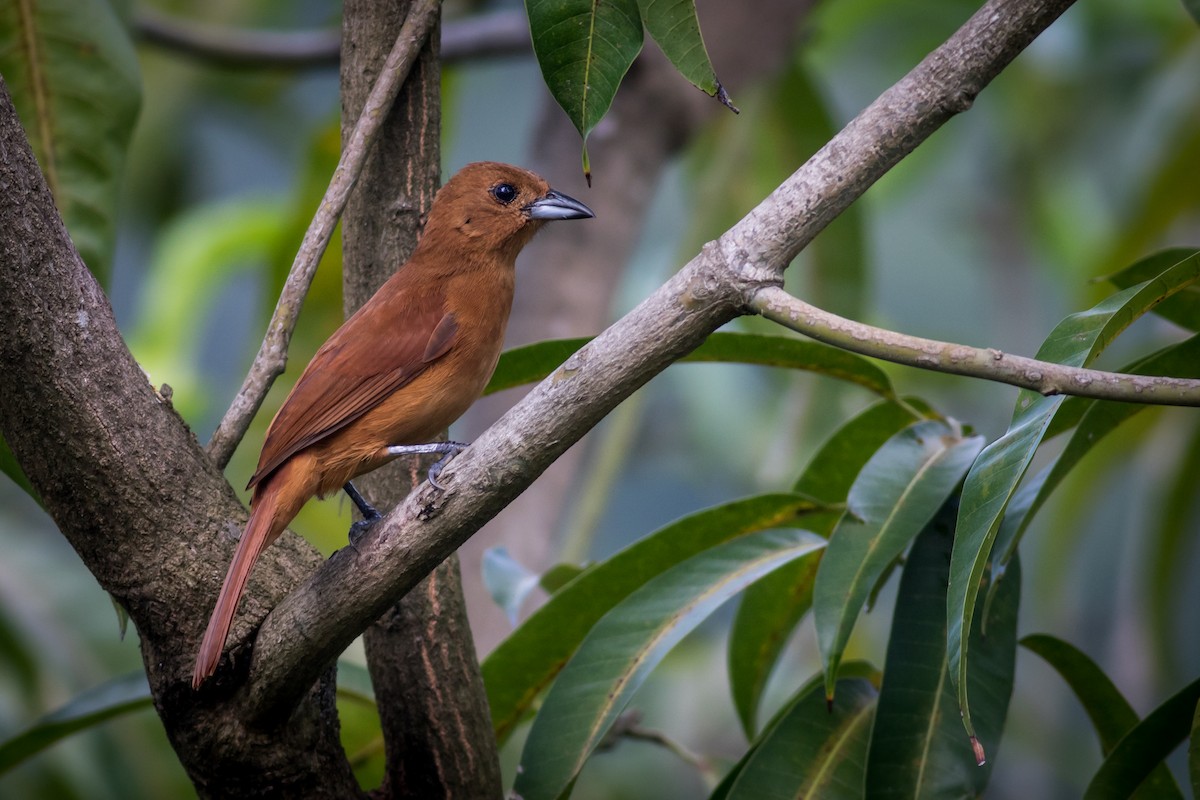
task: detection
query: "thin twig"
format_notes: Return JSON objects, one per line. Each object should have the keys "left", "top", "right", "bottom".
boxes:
{"left": 205, "top": 0, "right": 443, "bottom": 469}
{"left": 135, "top": 8, "right": 526, "bottom": 69}
{"left": 754, "top": 285, "right": 1200, "bottom": 406}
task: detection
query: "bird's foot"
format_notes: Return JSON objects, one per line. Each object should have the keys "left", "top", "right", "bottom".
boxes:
{"left": 384, "top": 441, "right": 468, "bottom": 490}
{"left": 343, "top": 481, "right": 382, "bottom": 546}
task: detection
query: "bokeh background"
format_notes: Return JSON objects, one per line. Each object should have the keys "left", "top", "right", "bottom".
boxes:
{"left": 2, "top": 0, "right": 1199, "bottom": 797}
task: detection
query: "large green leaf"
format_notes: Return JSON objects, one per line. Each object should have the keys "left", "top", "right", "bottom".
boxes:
{"left": 816, "top": 420, "right": 983, "bottom": 699}
{"left": 948, "top": 252, "right": 1200, "bottom": 742}
{"left": 634, "top": 0, "right": 733, "bottom": 109}
{"left": 0, "top": 662, "right": 375, "bottom": 774}
{"left": 0, "top": 0, "right": 141, "bottom": 284}
{"left": 483, "top": 493, "right": 826, "bottom": 744}
{"left": 726, "top": 401, "right": 919, "bottom": 739}
{"left": 1083, "top": 677, "right": 1200, "bottom": 800}
{"left": 1022, "top": 634, "right": 1182, "bottom": 799}
{"left": 0, "top": 673, "right": 151, "bottom": 775}
{"left": 723, "top": 677, "right": 877, "bottom": 800}
{"left": 726, "top": 546, "right": 826, "bottom": 740}
{"left": 485, "top": 332, "right": 898, "bottom": 398}
{"left": 866, "top": 502, "right": 1018, "bottom": 795}
{"left": 1102, "top": 248, "right": 1200, "bottom": 332}
{"left": 986, "top": 334, "right": 1200, "bottom": 610}
{"left": 514, "top": 528, "right": 826, "bottom": 800}
{"left": 526, "top": 0, "right": 643, "bottom": 177}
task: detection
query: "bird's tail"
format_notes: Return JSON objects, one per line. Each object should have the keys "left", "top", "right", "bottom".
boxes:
{"left": 192, "top": 482, "right": 284, "bottom": 689}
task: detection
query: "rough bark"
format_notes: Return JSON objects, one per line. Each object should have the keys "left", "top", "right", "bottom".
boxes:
{"left": 340, "top": 1, "right": 502, "bottom": 796}
{"left": 0, "top": 77, "right": 360, "bottom": 797}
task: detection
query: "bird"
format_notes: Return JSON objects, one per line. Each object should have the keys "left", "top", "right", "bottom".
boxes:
{"left": 192, "top": 162, "right": 594, "bottom": 688}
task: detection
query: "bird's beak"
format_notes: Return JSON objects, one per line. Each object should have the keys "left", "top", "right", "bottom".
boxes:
{"left": 525, "top": 189, "right": 595, "bottom": 220}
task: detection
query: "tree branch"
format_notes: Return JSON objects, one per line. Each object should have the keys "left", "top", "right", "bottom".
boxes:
{"left": 242, "top": 0, "right": 1081, "bottom": 719}
{"left": 205, "top": 0, "right": 442, "bottom": 470}
{"left": 135, "top": 8, "right": 527, "bottom": 69}
{"left": 754, "top": 285, "right": 1200, "bottom": 405}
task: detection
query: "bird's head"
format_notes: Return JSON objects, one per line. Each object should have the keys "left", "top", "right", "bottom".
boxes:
{"left": 422, "top": 162, "right": 594, "bottom": 259}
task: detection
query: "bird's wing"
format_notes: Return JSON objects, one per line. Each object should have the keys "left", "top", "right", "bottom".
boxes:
{"left": 247, "top": 285, "right": 456, "bottom": 489}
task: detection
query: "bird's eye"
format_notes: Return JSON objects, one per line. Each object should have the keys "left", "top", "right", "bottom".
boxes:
{"left": 491, "top": 183, "right": 518, "bottom": 205}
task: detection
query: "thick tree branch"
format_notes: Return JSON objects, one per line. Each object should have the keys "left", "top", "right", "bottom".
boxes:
{"left": 338, "top": 0, "right": 502, "bottom": 794}
{"left": 205, "top": 0, "right": 442, "bottom": 469}
{"left": 136, "top": 8, "right": 528, "bottom": 69}
{"left": 243, "top": 0, "right": 1082, "bottom": 717}
{"left": 754, "top": 286, "right": 1200, "bottom": 405}
{"left": 0, "top": 77, "right": 360, "bottom": 798}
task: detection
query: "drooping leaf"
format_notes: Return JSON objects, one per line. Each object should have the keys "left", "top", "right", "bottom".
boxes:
{"left": 525, "top": 0, "right": 643, "bottom": 178}
{"left": 0, "top": 0, "right": 141, "bottom": 284}
{"left": 727, "top": 546, "right": 825, "bottom": 739}
{"left": 1101, "top": 248, "right": 1200, "bottom": 332}
{"left": 987, "top": 334, "right": 1200, "bottom": 610}
{"left": 485, "top": 332, "right": 898, "bottom": 398}
{"left": 948, "top": 252, "right": 1200, "bottom": 742}
{"left": 867, "top": 502, "right": 1018, "bottom": 796}
{"left": 724, "top": 677, "right": 877, "bottom": 800}
{"left": 816, "top": 420, "right": 983, "bottom": 699}
{"left": 634, "top": 0, "right": 734, "bottom": 110}
{"left": 0, "top": 673, "right": 152, "bottom": 775}
{"left": 1083, "top": 677, "right": 1200, "bottom": 800}
{"left": 484, "top": 493, "right": 826, "bottom": 744}
{"left": 1022, "top": 634, "right": 1182, "bottom": 799}
{"left": 726, "top": 401, "right": 921, "bottom": 739}
{"left": 514, "top": 528, "right": 826, "bottom": 800}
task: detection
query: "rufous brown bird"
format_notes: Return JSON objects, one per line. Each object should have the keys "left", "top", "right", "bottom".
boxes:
{"left": 192, "top": 162, "right": 593, "bottom": 688}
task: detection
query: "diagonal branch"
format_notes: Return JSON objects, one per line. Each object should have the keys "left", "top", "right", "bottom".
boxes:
{"left": 205, "top": 0, "right": 443, "bottom": 469}
{"left": 754, "top": 285, "right": 1200, "bottom": 405}
{"left": 241, "top": 0, "right": 1081, "bottom": 720}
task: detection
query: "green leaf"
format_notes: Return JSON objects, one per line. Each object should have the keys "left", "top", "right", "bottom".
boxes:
{"left": 1083, "top": 677, "right": 1200, "bottom": 800}
{"left": 948, "top": 252, "right": 1200, "bottom": 742}
{"left": 724, "top": 677, "right": 877, "bottom": 800}
{"left": 539, "top": 562, "right": 586, "bottom": 594}
{"left": 484, "top": 493, "right": 826, "bottom": 744}
{"left": 816, "top": 420, "right": 984, "bottom": 699}
{"left": 868, "top": 502, "right": 1018, "bottom": 795}
{"left": 634, "top": 0, "right": 734, "bottom": 110}
{"left": 1102, "top": 248, "right": 1200, "bottom": 332}
{"left": 1021, "top": 634, "right": 1182, "bottom": 799}
{"left": 727, "top": 546, "right": 826, "bottom": 739}
{"left": 725, "top": 401, "right": 922, "bottom": 740}
{"left": 514, "top": 528, "right": 826, "bottom": 800}
{"left": 987, "top": 334, "right": 1200, "bottom": 612}
{"left": 0, "top": 672, "right": 152, "bottom": 775}
{"left": 0, "top": 434, "right": 40, "bottom": 506}
{"left": 526, "top": 0, "right": 643, "bottom": 178}
{"left": 793, "top": 400, "right": 925, "bottom": 501}
{"left": 485, "top": 332, "right": 898, "bottom": 398}
{"left": 0, "top": 0, "right": 141, "bottom": 284}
